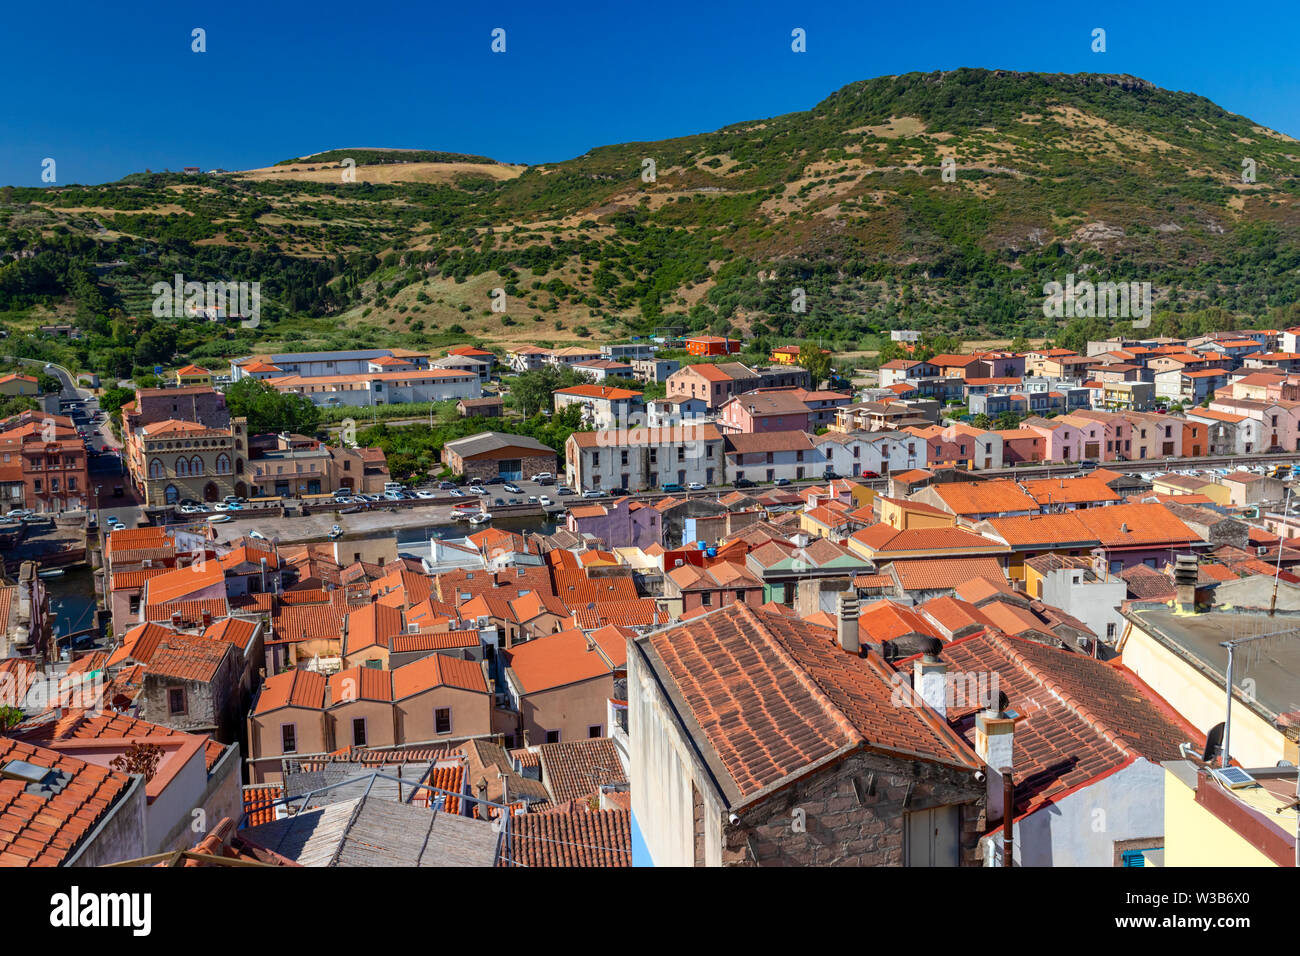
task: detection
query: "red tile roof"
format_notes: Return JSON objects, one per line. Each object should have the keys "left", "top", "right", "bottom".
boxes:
{"left": 508, "top": 627, "right": 624, "bottom": 694}
{"left": 641, "top": 604, "right": 980, "bottom": 806}
{"left": 0, "top": 736, "right": 135, "bottom": 866}
{"left": 927, "top": 632, "right": 1198, "bottom": 820}
{"left": 505, "top": 807, "right": 631, "bottom": 867}
{"left": 887, "top": 556, "right": 1008, "bottom": 592}
{"left": 535, "top": 737, "right": 627, "bottom": 804}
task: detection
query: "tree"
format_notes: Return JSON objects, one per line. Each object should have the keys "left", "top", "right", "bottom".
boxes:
{"left": 225, "top": 377, "right": 321, "bottom": 435}
{"left": 508, "top": 365, "right": 594, "bottom": 417}
{"left": 109, "top": 741, "right": 164, "bottom": 781}
{"left": 972, "top": 413, "right": 992, "bottom": 430}
{"left": 98, "top": 386, "right": 135, "bottom": 418}
{"left": 797, "top": 343, "right": 833, "bottom": 385}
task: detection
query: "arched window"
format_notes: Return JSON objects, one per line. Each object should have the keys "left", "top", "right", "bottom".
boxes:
{"left": 190, "top": 455, "right": 203, "bottom": 475}
{"left": 235, "top": 457, "right": 244, "bottom": 475}
{"left": 175, "top": 457, "right": 189, "bottom": 477}
{"left": 149, "top": 458, "right": 165, "bottom": 479}
{"left": 215, "top": 454, "right": 231, "bottom": 475}
{"left": 164, "top": 484, "right": 179, "bottom": 504}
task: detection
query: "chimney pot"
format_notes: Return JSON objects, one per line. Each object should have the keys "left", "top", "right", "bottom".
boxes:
{"left": 913, "top": 651, "right": 949, "bottom": 718}
{"left": 837, "top": 591, "right": 860, "bottom": 654}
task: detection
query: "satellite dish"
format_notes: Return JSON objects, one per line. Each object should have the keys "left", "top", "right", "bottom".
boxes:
{"left": 1201, "top": 722, "right": 1225, "bottom": 764}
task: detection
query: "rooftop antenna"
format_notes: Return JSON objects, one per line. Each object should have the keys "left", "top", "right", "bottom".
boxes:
{"left": 1270, "top": 484, "right": 1293, "bottom": 615}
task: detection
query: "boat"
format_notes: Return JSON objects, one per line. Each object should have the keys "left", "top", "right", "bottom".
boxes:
{"left": 37, "top": 568, "right": 65, "bottom": 579}
{"left": 328, "top": 524, "right": 343, "bottom": 539}
{"left": 468, "top": 512, "right": 492, "bottom": 526}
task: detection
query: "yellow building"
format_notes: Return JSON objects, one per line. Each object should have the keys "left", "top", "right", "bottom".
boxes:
{"left": 174, "top": 364, "right": 213, "bottom": 388}
{"left": 1161, "top": 761, "right": 1296, "bottom": 867}
{"left": 1150, "top": 473, "right": 1231, "bottom": 506}
{"left": 876, "top": 495, "right": 955, "bottom": 531}
{"left": 1120, "top": 605, "right": 1297, "bottom": 769}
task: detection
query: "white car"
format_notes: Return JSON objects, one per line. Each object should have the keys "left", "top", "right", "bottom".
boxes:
{"left": 415, "top": 491, "right": 436, "bottom": 500}
{"left": 448, "top": 489, "right": 465, "bottom": 497}
{"left": 687, "top": 481, "right": 705, "bottom": 491}
{"left": 207, "top": 514, "right": 232, "bottom": 524}
{"left": 469, "top": 486, "right": 487, "bottom": 495}
{"left": 530, "top": 472, "right": 553, "bottom": 483}
{"left": 539, "top": 495, "right": 553, "bottom": 507}
{"left": 178, "top": 504, "right": 203, "bottom": 515}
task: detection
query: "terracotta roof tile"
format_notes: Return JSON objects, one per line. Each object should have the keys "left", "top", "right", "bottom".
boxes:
{"left": 504, "top": 807, "right": 631, "bottom": 867}
{"left": 641, "top": 603, "right": 979, "bottom": 806}
{"left": 535, "top": 738, "right": 627, "bottom": 804}
{"left": 0, "top": 736, "right": 135, "bottom": 866}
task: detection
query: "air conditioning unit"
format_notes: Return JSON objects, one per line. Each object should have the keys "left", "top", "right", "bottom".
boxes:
{"left": 408, "top": 624, "right": 420, "bottom": 634}
{"left": 1259, "top": 545, "right": 1269, "bottom": 556}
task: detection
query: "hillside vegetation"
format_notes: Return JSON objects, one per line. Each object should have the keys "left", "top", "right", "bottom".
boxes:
{"left": 3, "top": 69, "right": 1300, "bottom": 379}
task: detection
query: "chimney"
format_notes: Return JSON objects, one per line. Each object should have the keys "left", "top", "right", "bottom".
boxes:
{"left": 171, "top": 611, "right": 182, "bottom": 629}
{"left": 975, "top": 692, "right": 1015, "bottom": 823}
{"left": 202, "top": 610, "right": 212, "bottom": 629}
{"left": 912, "top": 638, "right": 949, "bottom": 718}
{"left": 1173, "top": 554, "right": 1199, "bottom": 612}
{"left": 837, "top": 591, "right": 859, "bottom": 654}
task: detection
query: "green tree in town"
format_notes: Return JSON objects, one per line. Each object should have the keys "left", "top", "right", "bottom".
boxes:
{"left": 225, "top": 377, "right": 321, "bottom": 435}
{"left": 797, "top": 343, "right": 833, "bottom": 386}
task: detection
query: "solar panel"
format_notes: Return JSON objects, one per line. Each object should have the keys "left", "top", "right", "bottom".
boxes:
{"left": 1210, "top": 766, "right": 1257, "bottom": 789}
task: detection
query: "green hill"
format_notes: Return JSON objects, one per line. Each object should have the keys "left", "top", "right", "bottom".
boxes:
{"left": 2, "top": 68, "right": 1300, "bottom": 375}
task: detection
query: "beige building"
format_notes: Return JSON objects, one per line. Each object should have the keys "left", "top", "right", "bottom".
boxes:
{"left": 132, "top": 417, "right": 249, "bottom": 505}
{"left": 247, "top": 657, "right": 493, "bottom": 784}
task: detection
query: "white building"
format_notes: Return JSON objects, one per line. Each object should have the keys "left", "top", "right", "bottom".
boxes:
{"left": 566, "top": 425, "right": 724, "bottom": 491}
{"left": 724, "top": 431, "right": 820, "bottom": 484}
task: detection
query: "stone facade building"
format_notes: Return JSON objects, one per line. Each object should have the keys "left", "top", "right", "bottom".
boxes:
{"left": 442, "top": 432, "right": 558, "bottom": 482}
{"left": 629, "top": 602, "right": 986, "bottom": 866}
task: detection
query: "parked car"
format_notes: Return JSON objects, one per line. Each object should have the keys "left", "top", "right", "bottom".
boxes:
{"left": 556, "top": 487, "right": 575, "bottom": 496}
{"left": 415, "top": 490, "right": 436, "bottom": 500}
{"left": 823, "top": 470, "right": 841, "bottom": 480}
{"left": 660, "top": 482, "right": 685, "bottom": 493}
{"left": 538, "top": 495, "right": 553, "bottom": 507}
{"left": 481, "top": 476, "right": 505, "bottom": 485}
{"left": 733, "top": 478, "right": 756, "bottom": 489}
{"left": 858, "top": 470, "right": 880, "bottom": 479}
{"left": 583, "top": 489, "right": 606, "bottom": 498}
{"left": 686, "top": 481, "right": 705, "bottom": 491}
{"left": 774, "top": 477, "right": 791, "bottom": 486}
{"left": 437, "top": 480, "right": 458, "bottom": 490}
{"left": 469, "top": 485, "right": 487, "bottom": 495}
{"left": 384, "top": 491, "right": 404, "bottom": 501}
{"left": 502, "top": 483, "right": 522, "bottom": 494}
{"left": 530, "top": 472, "right": 554, "bottom": 484}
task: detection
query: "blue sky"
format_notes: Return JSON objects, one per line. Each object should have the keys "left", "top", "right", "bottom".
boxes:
{"left": 2, "top": 0, "right": 1297, "bottom": 186}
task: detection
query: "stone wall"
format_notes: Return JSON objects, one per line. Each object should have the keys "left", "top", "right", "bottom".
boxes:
{"left": 718, "top": 748, "right": 985, "bottom": 866}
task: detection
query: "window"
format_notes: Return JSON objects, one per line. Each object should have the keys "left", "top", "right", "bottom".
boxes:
{"left": 701, "top": 591, "right": 712, "bottom": 606}
{"left": 149, "top": 458, "right": 165, "bottom": 479}
{"left": 545, "top": 730, "right": 560, "bottom": 744}
{"left": 588, "top": 725, "right": 602, "bottom": 738}
{"left": 281, "top": 724, "right": 297, "bottom": 754}
{"left": 435, "top": 708, "right": 452, "bottom": 735}
{"left": 168, "top": 687, "right": 186, "bottom": 715}
{"left": 352, "top": 718, "right": 367, "bottom": 746}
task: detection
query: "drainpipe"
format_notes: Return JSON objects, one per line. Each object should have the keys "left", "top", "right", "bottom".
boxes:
{"left": 1002, "top": 768, "right": 1014, "bottom": 867}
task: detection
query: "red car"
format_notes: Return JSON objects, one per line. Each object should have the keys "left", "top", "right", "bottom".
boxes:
{"left": 858, "top": 470, "right": 880, "bottom": 479}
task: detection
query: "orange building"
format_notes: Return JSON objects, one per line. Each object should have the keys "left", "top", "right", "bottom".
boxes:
{"left": 1181, "top": 418, "right": 1206, "bottom": 458}
{"left": 684, "top": 336, "right": 741, "bottom": 356}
